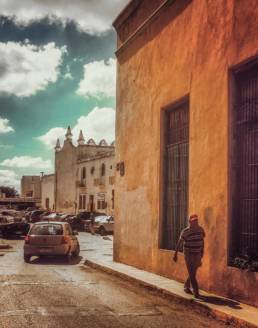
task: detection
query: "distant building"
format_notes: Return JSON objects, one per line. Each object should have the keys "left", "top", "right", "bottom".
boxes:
{"left": 113, "top": 0, "right": 258, "bottom": 306}
{"left": 0, "top": 192, "right": 6, "bottom": 199}
{"left": 20, "top": 176, "right": 41, "bottom": 199}
{"left": 54, "top": 127, "right": 115, "bottom": 215}
{"left": 41, "top": 174, "right": 55, "bottom": 210}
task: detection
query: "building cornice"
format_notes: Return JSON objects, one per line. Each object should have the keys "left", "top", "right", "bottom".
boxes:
{"left": 113, "top": 0, "right": 142, "bottom": 29}
{"left": 114, "top": 0, "right": 176, "bottom": 56}
{"left": 77, "top": 152, "right": 115, "bottom": 164}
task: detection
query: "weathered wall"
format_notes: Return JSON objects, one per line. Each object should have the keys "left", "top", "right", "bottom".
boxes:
{"left": 41, "top": 174, "right": 55, "bottom": 210}
{"left": 77, "top": 154, "right": 115, "bottom": 216}
{"left": 55, "top": 140, "right": 77, "bottom": 214}
{"left": 21, "top": 176, "right": 41, "bottom": 199}
{"left": 114, "top": 0, "right": 258, "bottom": 306}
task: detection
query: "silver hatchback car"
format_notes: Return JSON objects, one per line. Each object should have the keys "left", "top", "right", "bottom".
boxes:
{"left": 24, "top": 221, "right": 80, "bottom": 263}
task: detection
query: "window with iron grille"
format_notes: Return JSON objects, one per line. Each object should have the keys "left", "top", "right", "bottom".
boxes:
{"left": 230, "top": 63, "right": 258, "bottom": 267}
{"left": 162, "top": 101, "right": 189, "bottom": 250}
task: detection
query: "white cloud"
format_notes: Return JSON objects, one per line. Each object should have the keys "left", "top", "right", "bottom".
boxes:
{"left": 37, "top": 106, "right": 115, "bottom": 149}
{"left": 0, "top": 117, "right": 14, "bottom": 133}
{"left": 0, "top": 169, "right": 20, "bottom": 189}
{"left": 77, "top": 58, "right": 116, "bottom": 99}
{"left": 0, "top": 0, "right": 128, "bottom": 35}
{"left": 37, "top": 127, "right": 66, "bottom": 149}
{"left": 1, "top": 156, "right": 52, "bottom": 169}
{"left": 72, "top": 107, "right": 115, "bottom": 143}
{"left": 0, "top": 41, "right": 65, "bottom": 97}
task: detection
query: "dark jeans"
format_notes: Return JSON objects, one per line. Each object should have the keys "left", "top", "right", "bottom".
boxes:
{"left": 184, "top": 251, "right": 202, "bottom": 296}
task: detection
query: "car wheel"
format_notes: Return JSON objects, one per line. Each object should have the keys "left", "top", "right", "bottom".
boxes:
{"left": 99, "top": 226, "right": 106, "bottom": 236}
{"left": 24, "top": 254, "right": 31, "bottom": 263}
{"left": 73, "top": 245, "right": 80, "bottom": 257}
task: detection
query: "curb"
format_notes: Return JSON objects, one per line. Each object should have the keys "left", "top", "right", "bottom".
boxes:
{"left": 84, "top": 259, "right": 257, "bottom": 328}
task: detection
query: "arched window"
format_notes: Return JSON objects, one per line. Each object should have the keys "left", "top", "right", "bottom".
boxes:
{"left": 81, "top": 167, "right": 86, "bottom": 180}
{"left": 101, "top": 163, "right": 105, "bottom": 176}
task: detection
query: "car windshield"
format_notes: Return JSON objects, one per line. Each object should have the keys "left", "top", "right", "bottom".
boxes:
{"left": 30, "top": 224, "right": 63, "bottom": 236}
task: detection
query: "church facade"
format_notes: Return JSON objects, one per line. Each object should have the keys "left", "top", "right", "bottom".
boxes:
{"left": 54, "top": 127, "right": 115, "bottom": 215}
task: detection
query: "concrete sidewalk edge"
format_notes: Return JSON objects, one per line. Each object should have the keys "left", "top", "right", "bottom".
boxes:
{"left": 84, "top": 259, "right": 257, "bottom": 328}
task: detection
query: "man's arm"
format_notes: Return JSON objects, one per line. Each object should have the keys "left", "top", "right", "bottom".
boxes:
{"left": 173, "top": 238, "right": 183, "bottom": 262}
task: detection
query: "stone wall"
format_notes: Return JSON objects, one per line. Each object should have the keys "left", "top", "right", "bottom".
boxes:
{"left": 77, "top": 154, "right": 115, "bottom": 216}
{"left": 41, "top": 174, "right": 55, "bottom": 210}
{"left": 113, "top": 0, "right": 258, "bottom": 306}
{"left": 20, "top": 176, "right": 41, "bottom": 199}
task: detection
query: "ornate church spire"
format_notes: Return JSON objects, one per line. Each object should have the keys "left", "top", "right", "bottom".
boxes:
{"left": 65, "top": 126, "right": 73, "bottom": 141}
{"left": 77, "top": 130, "right": 85, "bottom": 146}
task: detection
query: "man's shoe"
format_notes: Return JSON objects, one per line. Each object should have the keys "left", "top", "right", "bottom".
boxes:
{"left": 184, "top": 288, "right": 193, "bottom": 295}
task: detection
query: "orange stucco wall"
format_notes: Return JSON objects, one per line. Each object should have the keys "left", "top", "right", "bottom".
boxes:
{"left": 114, "top": 0, "right": 258, "bottom": 306}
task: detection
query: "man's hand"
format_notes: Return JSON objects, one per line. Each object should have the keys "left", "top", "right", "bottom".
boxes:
{"left": 173, "top": 253, "right": 178, "bottom": 262}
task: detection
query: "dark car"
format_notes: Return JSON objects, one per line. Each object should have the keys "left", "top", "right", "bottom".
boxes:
{"left": 75, "top": 211, "right": 102, "bottom": 231}
{"left": 28, "top": 210, "right": 45, "bottom": 223}
{"left": 58, "top": 214, "right": 77, "bottom": 228}
{"left": 0, "top": 211, "right": 30, "bottom": 237}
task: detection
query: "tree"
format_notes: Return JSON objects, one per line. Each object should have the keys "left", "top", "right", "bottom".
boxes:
{"left": 0, "top": 186, "right": 19, "bottom": 198}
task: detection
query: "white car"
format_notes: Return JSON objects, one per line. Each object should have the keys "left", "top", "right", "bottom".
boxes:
{"left": 93, "top": 216, "right": 114, "bottom": 236}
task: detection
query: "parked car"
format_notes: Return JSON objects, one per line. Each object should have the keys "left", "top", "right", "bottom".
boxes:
{"left": 40, "top": 212, "right": 63, "bottom": 221}
{"left": 28, "top": 210, "right": 45, "bottom": 223}
{"left": 23, "top": 221, "right": 80, "bottom": 263}
{"left": 0, "top": 211, "right": 30, "bottom": 237}
{"left": 93, "top": 216, "right": 114, "bottom": 236}
{"left": 58, "top": 214, "right": 77, "bottom": 228}
{"left": 74, "top": 211, "right": 102, "bottom": 231}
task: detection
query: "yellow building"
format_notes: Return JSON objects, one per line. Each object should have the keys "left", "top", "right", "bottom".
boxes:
{"left": 113, "top": 0, "right": 258, "bottom": 306}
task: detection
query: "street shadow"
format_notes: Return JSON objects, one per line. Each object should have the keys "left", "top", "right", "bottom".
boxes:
{"left": 29, "top": 255, "right": 83, "bottom": 266}
{"left": 198, "top": 295, "right": 242, "bottom": 309}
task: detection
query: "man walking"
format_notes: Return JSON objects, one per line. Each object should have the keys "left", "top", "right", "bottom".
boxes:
{"left": 173, "top": 214, "right": 205, "bottom": 298}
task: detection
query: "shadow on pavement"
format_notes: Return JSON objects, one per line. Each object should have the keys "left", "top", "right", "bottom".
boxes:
{"left": 198, "top": 295, "right": 242, "bottom": 309}
{"left": 29, "top": 255, "right": 83, "bottom": 266}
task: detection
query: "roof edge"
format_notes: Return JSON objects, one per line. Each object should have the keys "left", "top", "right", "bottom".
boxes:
{"left": 113, "top": 0, "right": 142, "bottom": 29}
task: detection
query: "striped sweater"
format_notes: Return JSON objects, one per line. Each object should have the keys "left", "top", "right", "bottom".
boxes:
{"left": 180, "top": 225, "right": 205, "bottom": 253}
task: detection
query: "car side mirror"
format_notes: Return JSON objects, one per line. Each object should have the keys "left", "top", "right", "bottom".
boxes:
{"left": 73, "top": 230, "right": 78, "bottom": 235}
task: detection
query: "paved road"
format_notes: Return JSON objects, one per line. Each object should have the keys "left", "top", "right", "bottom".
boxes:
{"left": 0, "top": 236, "right": 226, "bottom": 328}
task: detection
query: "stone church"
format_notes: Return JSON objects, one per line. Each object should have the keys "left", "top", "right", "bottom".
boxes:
{"left": 53, "top": 127, "right": 115, "bottom": 215}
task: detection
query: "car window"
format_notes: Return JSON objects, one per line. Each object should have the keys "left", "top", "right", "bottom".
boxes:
{"left": 30, "top": 224, "right": 63, "bottom": 236}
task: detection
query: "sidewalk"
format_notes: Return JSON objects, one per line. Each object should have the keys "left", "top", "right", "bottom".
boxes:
{"left": 79, "top": 233, "right": 258, "bottom": 328}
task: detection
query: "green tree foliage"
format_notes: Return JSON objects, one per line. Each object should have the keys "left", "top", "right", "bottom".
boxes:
{"left": 0, "top": 186, "right": 19, "bottom": 198}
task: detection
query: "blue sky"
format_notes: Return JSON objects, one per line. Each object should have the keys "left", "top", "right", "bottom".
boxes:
{"left": 0, "top": 0, "right": 127, "bottom": 191}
